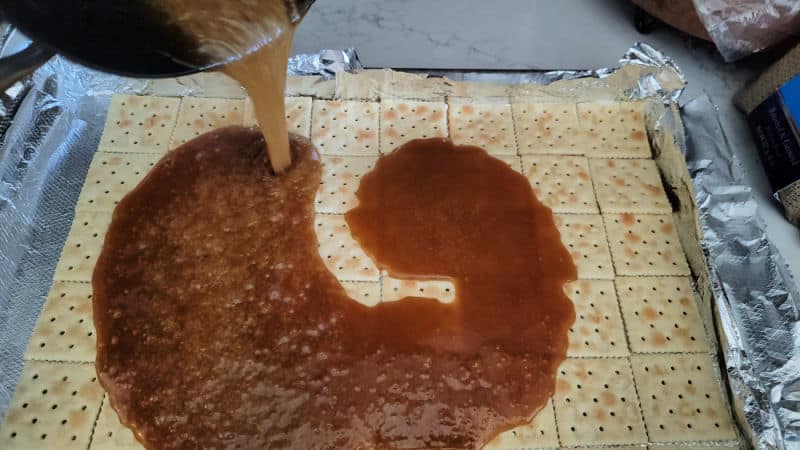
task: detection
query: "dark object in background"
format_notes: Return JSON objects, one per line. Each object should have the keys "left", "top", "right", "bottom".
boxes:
{"left": 631, "top": 0, "right": 711, "bottom": 41}
{"left": 736, "top": 45, "right": 800, "bottom": 226}
{"left": 0, "top": 0, "right": 315, "bottom": 83}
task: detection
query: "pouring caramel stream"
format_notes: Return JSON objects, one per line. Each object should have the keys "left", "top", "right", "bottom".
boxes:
{"left": 155, "top": 0, "right": 299, "bottom": 172}
{"left": 223, "top": 28, "right": 295, "bottom": 172}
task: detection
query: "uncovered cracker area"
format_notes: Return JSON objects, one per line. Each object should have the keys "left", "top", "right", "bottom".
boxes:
{"left": 0, "top": 91, "right": 741, "bottom": 449}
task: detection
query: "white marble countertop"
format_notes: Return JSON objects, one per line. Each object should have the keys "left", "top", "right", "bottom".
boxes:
{"left": 295, "top": 0, "right": 800, "bottom": 281}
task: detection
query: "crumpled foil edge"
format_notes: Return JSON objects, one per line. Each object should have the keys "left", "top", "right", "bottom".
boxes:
{"left": 682, "top": 95, "right": 800, "bottom": 450}
{"left": 288, "top": 48, "right": 362, "bottom": 79}
{"left": 540, "top": 41, "right": 686, "bottom": 103}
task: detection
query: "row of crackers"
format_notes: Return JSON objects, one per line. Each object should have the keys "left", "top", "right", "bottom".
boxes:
{"left": 100, "top": 95, "right": 648, "bottom": 157}
{"left": 97, "top": 95, "right": 671, "bottom": 214}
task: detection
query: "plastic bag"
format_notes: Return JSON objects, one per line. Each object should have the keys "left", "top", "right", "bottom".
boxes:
{"left": 693, "top": 0, "right": 800, "bottom": 61}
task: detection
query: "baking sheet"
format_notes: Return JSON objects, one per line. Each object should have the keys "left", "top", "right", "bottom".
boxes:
{"left": 0, "top": 41, "right": 797, "bottom": 448}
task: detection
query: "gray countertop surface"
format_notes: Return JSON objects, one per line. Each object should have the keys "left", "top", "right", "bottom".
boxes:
{"left": 295, "top": 0, "right": 799, "bottom": 281}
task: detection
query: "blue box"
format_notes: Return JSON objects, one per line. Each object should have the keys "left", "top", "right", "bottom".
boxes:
{"left": 748, "top": 74, "right": 800, "bottom": 198}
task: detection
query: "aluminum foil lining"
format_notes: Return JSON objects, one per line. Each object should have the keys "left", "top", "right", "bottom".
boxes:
{"left": 693, "top": 0, "right": 800, "bottom": 62}
{"left": 0, "top": 38, "right": 797, "bottom": 449}
{"left": 288, "top": 48, "right": 362, "bottom": 79}
{"left": 542, "top": 42, "right": 686, "bottom": 103}
{"left": 682, "top": 96, "right": 800, "bottom": 449}
{"left": 618, "top": 42, "right": 687, "bottom": 102}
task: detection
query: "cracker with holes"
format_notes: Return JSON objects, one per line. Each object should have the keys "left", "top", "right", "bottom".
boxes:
{"left": 616, "top": 277, "right": 709, "bottom": 353}
{"left": 554, "top": 214, "right": 615, "bottom": 279}
{"left": 523, "top": 155, "right": 598, "bottom": 213}
{"left": 382, "top": 275, "right": 456, "bottom": 303}
{"left": 76, "top": 152, "right": 158, "bottom": 211}
{"left": 604, "top": 213, "right": 691, "bottom": 276}
{"left": 564, "top": 280, "right": 628, "bottom": 357}
{"left": 448, "top": 101, "right": 517, "bottom": 155}
{"left": 315, "top": 214, "right": 380, "bottom": 281}
{"left": 578, "top": 102, "right": 650, "bottom": 158}
{"left": 0, "top": 361, "right": 104, "bottom": 450}
{"left": 98, "top": 95, "right": 180, "bottom": 153}
{"left": 311, "top": 100, "right": 379, "bottom": 155}
{"left": 631, "top": 354, "right": 738, "bottom": 442}
{"left": 483, "top": 400, "right": 559, "bottom": 449}
{"left": 315, "top": 156, "right": 377, "bottom": 213}
{"left": 380, "top": 99, "right": 447, "bottom": 153}
{"left": 341, "top": 281, "right": 381, "bottom": 307}
{"left": 554, "top": 358, "right": 647, "bottom": 446}
{"left": 590, "top": 158, "right": 671, "bottom": 213}
{"left": 170, "top": 97, "right": 245, "bottom": 147}
{"left": 53, "top": 211, "right": 112, "bottom": 282}
{"left": 25, "top": 282, "right": 95, "bottom": 362}
{"left": 244, "top": 96, "right": 312, "bottom": 138}
{"left": 513, "top": 102, "right": 582, "bottom": 154}
{"left": 90, "top": 396, "right": 145, "bottom": 450}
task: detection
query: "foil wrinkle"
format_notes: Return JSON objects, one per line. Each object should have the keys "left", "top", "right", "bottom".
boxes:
{"left": 683, "top": 95, "right": 800, "bottom": 449}
{"left": 288, "top": 48, "right": 362, "bottom": 79}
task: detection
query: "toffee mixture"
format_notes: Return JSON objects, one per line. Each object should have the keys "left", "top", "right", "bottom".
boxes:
{"left": 93, "top": 130, "right": 576, "bottom": 449}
